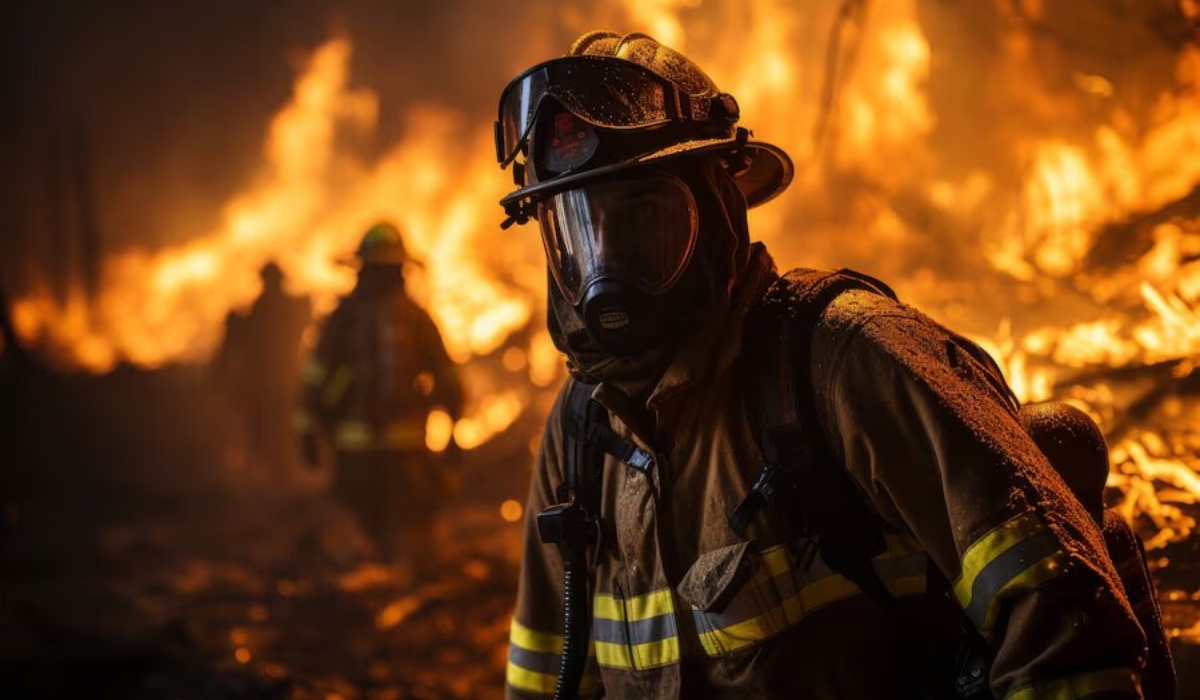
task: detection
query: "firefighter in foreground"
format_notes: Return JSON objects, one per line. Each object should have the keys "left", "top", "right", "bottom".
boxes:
{"left": 497, "top": 32, "right": 1171, "bottom": 699}
{"left": 297, "top": 223, "right": 464, "bottom": 562}
{"left": 215, "top": 262, "right": 312, "bottom": 477}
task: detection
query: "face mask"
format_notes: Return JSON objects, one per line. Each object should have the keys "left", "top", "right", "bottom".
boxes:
{"left": 538, "top": 171, "right": 700, "bottom": 353}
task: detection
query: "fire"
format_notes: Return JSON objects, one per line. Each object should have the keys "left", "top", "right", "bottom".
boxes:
{"left": 10, "top": 1, "right": 1200, "bottom": 624}
{"left": 14, "top": 38, "right": 540, "bottom": 372}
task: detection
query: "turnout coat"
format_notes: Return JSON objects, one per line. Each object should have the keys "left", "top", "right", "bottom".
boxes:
{"left": 507, "top": 246, "right": 1148, "bottom": 700}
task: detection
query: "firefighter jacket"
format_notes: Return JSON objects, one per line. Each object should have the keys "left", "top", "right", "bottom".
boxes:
{"left": 298, "top": 279, "right": 463, "bottom": 453}
{"left": 507, "top": 245, "right": 1149, "bottom": 699}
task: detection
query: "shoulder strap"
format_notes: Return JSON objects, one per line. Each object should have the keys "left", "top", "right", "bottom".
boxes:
{"left": 732, "top": 268, "right": 898, "bottom": 607}
{"left": 559, "top": 380, "right": 657, "bottom": 517}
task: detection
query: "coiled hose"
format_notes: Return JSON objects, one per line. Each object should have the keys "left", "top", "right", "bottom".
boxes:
{"left": 553, "top": 548, "right": 591, "bottom": 700}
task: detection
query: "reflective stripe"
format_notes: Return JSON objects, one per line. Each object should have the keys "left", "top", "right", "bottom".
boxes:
{"left": 322, "top": 365, "right": 353, "bottom": 407}
{"left": 594, "top": 587, "right": 675, "bottom": 621}
{"left": 953, "top": 513, "right": 1069, "bottom": 634}
{"left": 301, "top": 358, "right": 327, "bottom": 386}
{"left": 592, "top": 614, "right": 677, "bottom": 646}
{"left": 506, "top": 661, "right": 557, "bottom": 695}
{"left": 509, "top": 646, "right": 561, "bottom": 675}
{"left": 592, "top": 588, "right": 680, "bottom": 669}
{"left": 1004, "top": 668, "right": 1138, "bottom": 700}
{"left": 332, "top": 420, "right": 425, "bottom": 451}
{"left": 511, "top": 619, "right": 562, "bottom": 654}
{"left": 693, "top": 539, "right": 928, "bottom": 656}
{"left": 507, "top": 620, "right": 600, "bottom": 696}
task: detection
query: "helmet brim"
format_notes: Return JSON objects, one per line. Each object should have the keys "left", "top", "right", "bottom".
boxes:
{"left": 500, "top": 136, "right": 794, "bottom": 214}
{"left": 337, "top": 254, "right": 426, "bottom": 268}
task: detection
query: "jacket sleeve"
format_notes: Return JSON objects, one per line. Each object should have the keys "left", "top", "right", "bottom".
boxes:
{"left": 813, "top": 292, "right": 1148, "bottom": 700}
{"left": 507, "top": 381, "right": 602, "bottom": 699}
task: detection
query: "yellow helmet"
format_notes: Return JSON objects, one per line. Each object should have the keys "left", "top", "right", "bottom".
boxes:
{"left": 352, "top": 222, "right": 415, "bottom": 266}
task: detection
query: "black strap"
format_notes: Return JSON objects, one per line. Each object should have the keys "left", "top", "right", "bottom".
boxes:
{"left": 562, "top": 382, "right": 656, "bottom": 477}
{"left": 732, "top": 268, "right": 897, "bottom": 607}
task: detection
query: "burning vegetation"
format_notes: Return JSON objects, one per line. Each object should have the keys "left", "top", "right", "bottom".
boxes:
{"left": 4, "top": 0, "right": 1200, "bottom": 696}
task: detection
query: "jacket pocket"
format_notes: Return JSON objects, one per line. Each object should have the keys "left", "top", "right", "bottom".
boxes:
{"left": 678, "top": 541, "right": 802, "bottom": 657}
{"left": 677, "top": 541, "right": 753, "bottom": 613}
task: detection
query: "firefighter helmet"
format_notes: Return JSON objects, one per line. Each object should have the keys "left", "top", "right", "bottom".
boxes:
{"left": 495, "top": 31, "right": 793, "bottom": 226}
{"left": 350, "top": 222, "right": 419, "bottom": 266}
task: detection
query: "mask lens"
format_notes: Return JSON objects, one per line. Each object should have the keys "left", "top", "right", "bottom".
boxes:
{"left": 538, "top": 173, "right": 699, "bottom": 305}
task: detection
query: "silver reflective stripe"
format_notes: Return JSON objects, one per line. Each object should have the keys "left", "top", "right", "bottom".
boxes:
{"left": 963, "top": 531, "right": 1061, "bottom": 630}
{"left": 508, "top": 646, "right": 562, "bottom": 675}
{"left": 591, "top": 613, "right": 678, "bottom": 646}
{"left": 953, "top": 513, "right": 1070, "bottom": 635}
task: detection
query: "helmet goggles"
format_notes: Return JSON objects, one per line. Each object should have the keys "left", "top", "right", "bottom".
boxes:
{"left": 494, "top": 55, "right": 733, "bottom": 168}
{"left": 538, "top": 171, "right": 699, "bottom": 305}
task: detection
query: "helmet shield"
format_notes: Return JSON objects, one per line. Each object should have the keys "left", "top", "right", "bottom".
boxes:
{"left": 538, "top": 172, "right": 698, "bottom": 305}
{"left": 497, "top": 56, "right": 722, "bottom": 167}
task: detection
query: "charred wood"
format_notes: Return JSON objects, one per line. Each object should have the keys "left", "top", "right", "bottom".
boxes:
{"left": 1085, "top": 184, "right": 1200, "bottom": 271}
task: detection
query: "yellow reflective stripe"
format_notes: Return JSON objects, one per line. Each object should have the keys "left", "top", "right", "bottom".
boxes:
{"left": 505, "top": 661, "right": 557, "bottom": 695}
{"left": 505, "top": 663, "right": 601, "bottom": 698}
{"left": 593, "top": 639, "right": 632, "bottom": 668}
{"left": 760, "top": 544, "right": 791, "bottom": 576}
{"left": 954, "top": 513, "right": 1068, "bottom": 634}
{"left": 954, "top": 513, "right": 1043, "bottom": 604}
{"left": 593, "top": 587, "right": 674, "bottom": 622}
{"left": 592, "top": 637, "right": 680, "bottom": 670}
{"left": 632, "top": 635, "right": 678, "bottom": 668}
{"left": 976, "top": 552, "right": 1067, "bottom": 633}
{"left": 1004, "top": 668, "right": 1137, "bottom": 700}
{"left": 591, "top": 587, "right": 679, "bottom": 669}
{"left": 301, "top": 358, "right": 327, "bottom": 385}
{"left": 322, "top": 365, "right": 353, "bottom": 407}
{"left": 332, "top": 420, "right": 426, "bottom": 451}
{"left": 507, "top": 621, "right": 601, "bottom": 696}
{"left": 695, "top": 537, "right": 928, "bottom": 657}
{"left": 510, "top": 619, "right": 561, "bottom": 654}
{"left": 333, "top": 421, "right": 372, "bottom": 450}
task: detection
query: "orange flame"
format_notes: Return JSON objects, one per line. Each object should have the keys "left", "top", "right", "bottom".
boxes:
{"left": 11, "top": 4, "right": 1200, "bottom": 572}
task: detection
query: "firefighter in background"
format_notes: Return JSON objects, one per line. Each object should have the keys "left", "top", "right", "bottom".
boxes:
{"left": 497, "top": 32, "right": 1163, "bottom": 699}
{"left": 297, "top": 222, "right": 464, "bottom": 563}
{"left": 214, "top": 261, "right": 312, "bottom": 477}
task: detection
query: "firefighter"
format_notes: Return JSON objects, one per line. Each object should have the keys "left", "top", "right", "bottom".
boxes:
{"left": 214, "top": 261, "right": 312, "bottom": 478}
{"left": 497, "top": 32, "right": 1161, "bottom": 699}
{"left": 297, "top": 222, "right": 464, "bottom": 564}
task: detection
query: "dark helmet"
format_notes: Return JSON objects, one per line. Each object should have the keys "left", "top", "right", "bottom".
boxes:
{"left": 348, "top": 221, "right": 420, "bottom": 267}
{"left": 495, "top": 31, "right": 794, "bottom": 227}
{"left": 259, "top": 261, "right": 285, "bottom": 285}
{"left": 495, "top": 32, "right": 792, "bottom": 358}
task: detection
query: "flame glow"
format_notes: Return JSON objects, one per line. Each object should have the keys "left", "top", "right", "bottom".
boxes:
{"left": 11, "top": 0, "right": 1200, "bottom": 630}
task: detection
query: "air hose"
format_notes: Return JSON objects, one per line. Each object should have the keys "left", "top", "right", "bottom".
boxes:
{"left": 537, "top": 501, "right": 595, "bottom": 700}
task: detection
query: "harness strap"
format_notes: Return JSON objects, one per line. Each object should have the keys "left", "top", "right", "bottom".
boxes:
{"left": 733, "top": 268, "right": 898, "bottom": 608}
{"left": 563, "top": 387, "right": 656, "bottom": 475}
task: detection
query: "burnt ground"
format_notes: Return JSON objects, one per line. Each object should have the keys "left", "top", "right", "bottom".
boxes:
{"left": 1, "top": 361, "right": 1199, "bottom": 699}
{"left": 0, "top": 362, "right": 529, "bottom": 700}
